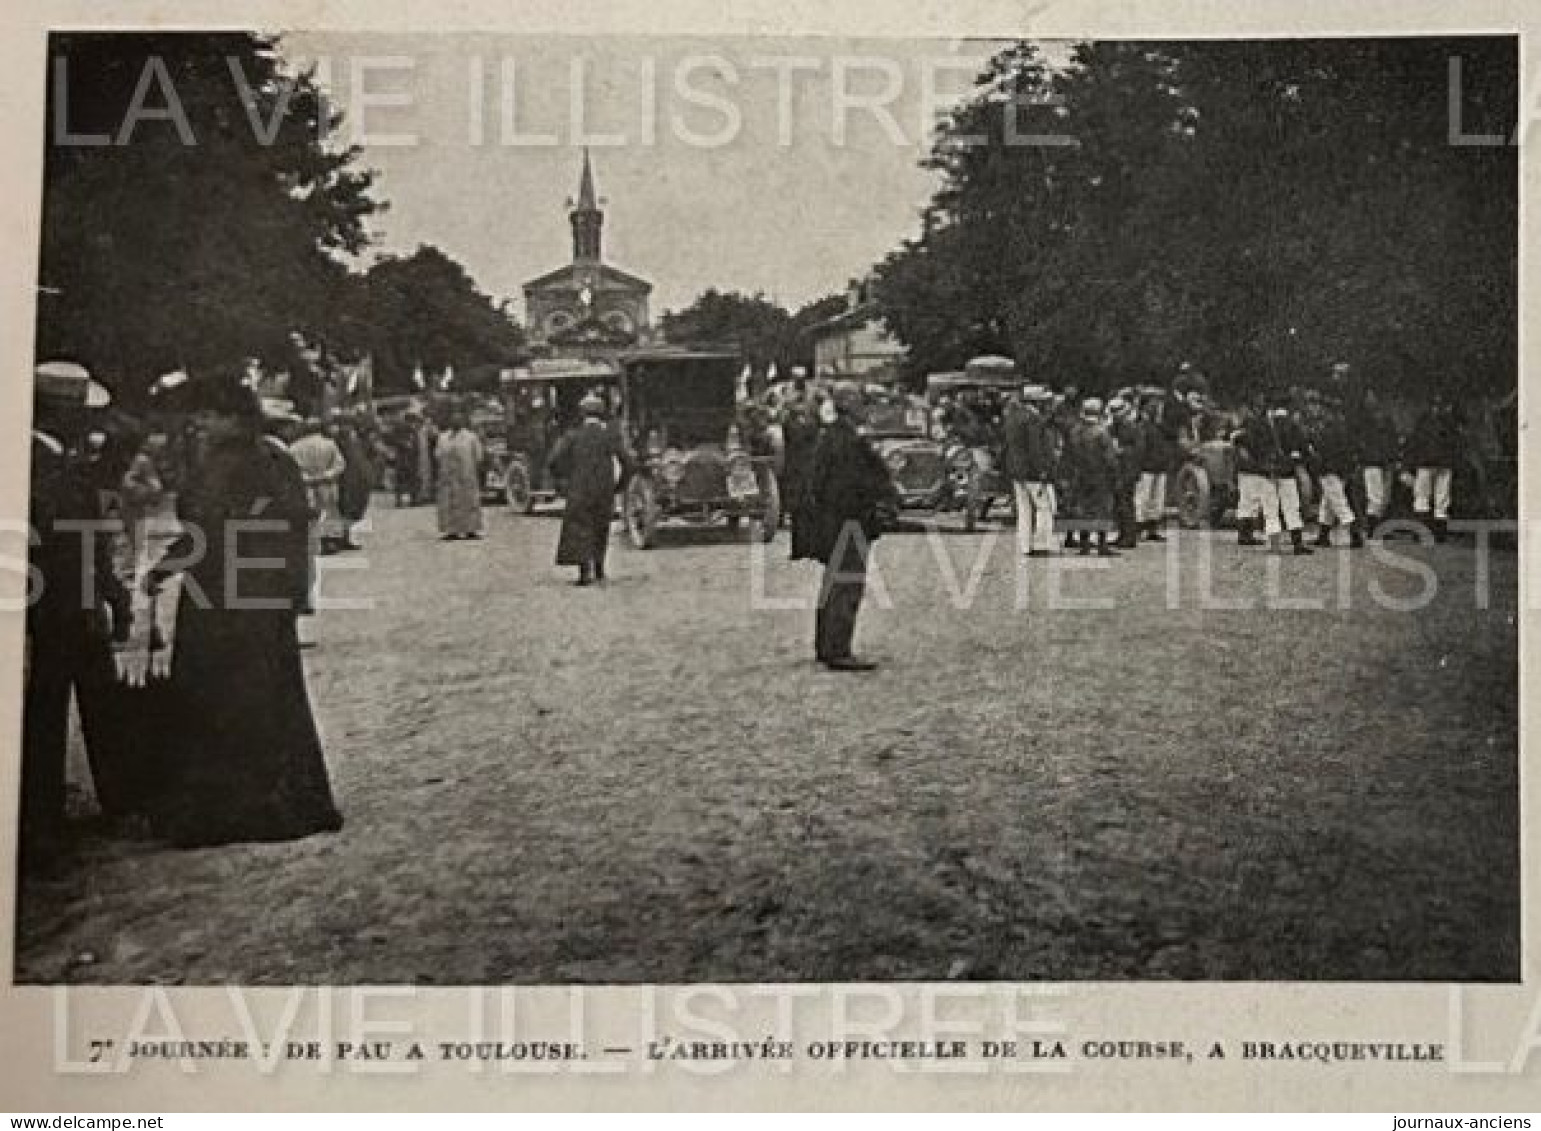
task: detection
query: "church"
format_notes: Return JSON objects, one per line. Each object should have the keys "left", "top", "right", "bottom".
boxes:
{"left": 522, "top": 150, "right": 654, "bottom": 365}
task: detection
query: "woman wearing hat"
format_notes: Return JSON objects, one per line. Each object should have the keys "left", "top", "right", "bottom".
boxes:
{"left": 1062, "top": 398, "right": 1122, "bottom": 557}
{"left": 547, "top": 392, "right": 632, "bottom": 585}
{"left": 144, "top": 372, "right": 342, "bottom": 848}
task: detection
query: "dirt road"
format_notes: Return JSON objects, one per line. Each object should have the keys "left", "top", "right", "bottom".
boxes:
{"left": 15, "top": 503, "right": 1520, "bottom": 983}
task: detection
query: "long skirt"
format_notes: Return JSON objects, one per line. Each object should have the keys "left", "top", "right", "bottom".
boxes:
{"left": 556, "top": 498, "right": 611, "bottom": 566}
{"left": 153, "top": 601, "right": 342, "bottom": 849}
{"left": 437, "top": 470, "right": 484, "bottom": 536}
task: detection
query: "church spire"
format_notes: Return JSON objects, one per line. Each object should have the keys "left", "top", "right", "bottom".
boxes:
{"left": 570, "top": 148, "right": 603, "bottom": 263}
{"left": 577, "top": 147, "right": 598, "bottom": 211}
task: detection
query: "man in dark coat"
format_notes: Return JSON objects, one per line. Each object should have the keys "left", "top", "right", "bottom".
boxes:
{"left": 1311, "top": 397, "right": 1364, "bottom": 548}
{"left": 1347, "top": 387, "right": 1397, "bottom": 536}
{"left": 1062, "top": 398, "right": 1121, "bottom": 557}
{"left": 1407, "top": 393, "right": 1462, "bottom": 541}
{"left": 806, "top": 383, "right": 898, "bottom": 671}
{"left": 1106, "top": 396, "right": 1143, "bottom": 548}
{"left": 548, "top": 393, "right": 632, "bottom": 585}
{"left": 333, "top": 417, "right": 376, "bottom": 549}
{"left": 1237, "top": 399, "right": 1314, "bottom": 555}
{"left": 782, "top": 394, "right": 823, "bottom": 560}
{"left": 1000, "top": 386, "right": 1060, "bottom": 556}
{"left": 22, "top": 378, "right": 131, "bottom": 869}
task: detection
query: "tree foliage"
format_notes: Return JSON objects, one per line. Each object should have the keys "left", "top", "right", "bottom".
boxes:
{"left": 661, "top": 288, "right": 852, "bottom": 375}
{"left": 36, "top": 32, "right": 383, "bottom": 401}
{"left": 352, "top": 245, "right": 527, "bottom": 394}
{"left": 873, "top": 38, "right": 1518, "bottom": 401}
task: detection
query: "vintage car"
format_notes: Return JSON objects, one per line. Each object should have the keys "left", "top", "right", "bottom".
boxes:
{"left": 464, "top": 399, "right": 521, "bottom": 505}
{"left": 619, "top": 348, "right": 779, "bottom": 548}
{"left": 925, "top": 359, "right": 1020, "bottom": 531}
{"left": 495, "top": 360, "right": 621, "bottom": 511}
{"left": 860, "top": 389, "right": 948, "bottom": 511}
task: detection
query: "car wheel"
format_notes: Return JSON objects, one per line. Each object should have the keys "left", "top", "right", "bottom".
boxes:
{"left": 625, "top": 476, "right": 659, "bottom": 549}
{"left": 755, "top": 468, "right": 781, "bottom": 543}
{"left": 1177, "top": 464, "right": 1210, "bottom": 529}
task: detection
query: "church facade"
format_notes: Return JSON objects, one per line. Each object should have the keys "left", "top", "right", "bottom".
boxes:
{"left": 522, "top": 151, "right": 654, "bottom": 365}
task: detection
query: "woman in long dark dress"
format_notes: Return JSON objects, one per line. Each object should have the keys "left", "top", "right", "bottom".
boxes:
{"left": 146, "top": 376, "right": 343, "bottom": 849}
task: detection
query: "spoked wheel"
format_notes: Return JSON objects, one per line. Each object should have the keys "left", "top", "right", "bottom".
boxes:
{"left": 503, "top": 459, "right": 534, "bottom": 512}
{"left": 754, "top": 469, "right": 781, "bottom": 543}
{"left": 1176, "top": 464, "right": 1211, "bottom": 529}
{"left": 625, "top": 476, "right": 660, "bottom": 549}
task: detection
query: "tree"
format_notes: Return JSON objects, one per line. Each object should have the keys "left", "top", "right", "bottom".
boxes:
{"left": 351, "top": 245, "right": 526, "bottom": 394}
{"left": 659, "top": 289, "right": 795, "bottom": 373}
{"left": 872, "top": 37, "right": 1518, "bottom": 403}
{"left": 36, "top": 32, "right": 381, "bottom": 401}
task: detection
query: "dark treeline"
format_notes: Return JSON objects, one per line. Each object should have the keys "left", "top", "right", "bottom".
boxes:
{"left": 36, "top": 33, "right": 524, "bottom": 407}
{"left": 873, "top": 38, "right": 1518, "bottom": 403}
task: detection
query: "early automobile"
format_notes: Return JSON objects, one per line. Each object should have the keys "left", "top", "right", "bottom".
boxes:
{"left": 619, "top": 348, "right": 780, "bottom": 548}
{"left": 496, "top": 360, "right": 621, "bottom": 511}
{"left": 859, "top": 387, "right": 948, "bottom": 512}
{"left": 926, "top": 358, "right": 1020, "bottom": 530}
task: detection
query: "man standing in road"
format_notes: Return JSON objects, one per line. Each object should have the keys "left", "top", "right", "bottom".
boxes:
{"left": 807, "top": 382, "right": 898, "bottom": 672}
{"left": 548, "top": 393, "right": 632, "bottom": 586}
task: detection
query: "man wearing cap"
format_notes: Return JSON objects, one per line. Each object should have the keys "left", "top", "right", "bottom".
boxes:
{"left": 1001, "top": 385, "right": 1060, "bottom": 557}
{"left": 549, "top": 393, "right": 633, "bottom": 585}
{"left": 807, "top": 382, "right": 898, "bottom": 671}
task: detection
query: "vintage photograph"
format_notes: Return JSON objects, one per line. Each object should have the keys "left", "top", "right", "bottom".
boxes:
{"left": 12, "top": 29, "right": 1519, "bottom": 985}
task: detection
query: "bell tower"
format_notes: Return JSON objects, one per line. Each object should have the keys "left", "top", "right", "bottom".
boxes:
{"left": 569, "top": 148, "right": 603, "bottom": 264}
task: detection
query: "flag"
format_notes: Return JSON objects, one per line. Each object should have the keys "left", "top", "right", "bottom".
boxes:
{"left": 441, "top": 365, "right": 455, "bottom": 391}
{"left": 736, "top": 363, "right": 751, "bottom": 404}
{"left": 411, "top": 364, "right": 426, "bottom": 391}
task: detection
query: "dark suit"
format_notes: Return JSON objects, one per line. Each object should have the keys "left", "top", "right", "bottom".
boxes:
{"left": 549, "top": 420, "right": 631, "bottom": 576}
{"left": 22, "top": 432, "right": 128, "bottom": 858}
{"left": 807, "top": 417, "right": 896, "bottom": 663}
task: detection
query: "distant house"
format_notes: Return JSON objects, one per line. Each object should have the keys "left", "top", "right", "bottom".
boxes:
{"left": 523, "top": 150, "right": 654, "bottom": 368}
{"left": 808, "top": 282, "right": 906, "bottom": 383}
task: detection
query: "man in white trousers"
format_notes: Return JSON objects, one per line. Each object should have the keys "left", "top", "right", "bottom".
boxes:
{"left": 1237, "top": 397, "right": 1313, "bottom": 555}
{"left": 1407, "top": 393, "right": 1460, "bottom": 542}
{"left": 1001, "top": 385, "right": 1060, "bottom": 556}
{"left": 1312, "top": 394, "right": 1364, "bottom": 548}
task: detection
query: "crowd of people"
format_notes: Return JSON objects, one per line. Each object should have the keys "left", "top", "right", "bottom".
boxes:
{"left": 23, "top": 366, "right": 343, "bottom": 870}
{"left": 19, "top": 353, "right": 1513, "bottom": 864}
{"left": 771, "top": 360, "right": 1494, "bottom": 562}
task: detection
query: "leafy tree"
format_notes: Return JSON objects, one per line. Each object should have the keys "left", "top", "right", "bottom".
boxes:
{"left": 36, "top": 32, "right": 383, "bottom": 402}
{"left": 873, "top": 37, "right": 1518, "bottom": 403}
{"left": 659, "top": 289, "right": 794, "bottom": 373}
{"left": 352, "top": 245, "right": 526, "bottom": 394}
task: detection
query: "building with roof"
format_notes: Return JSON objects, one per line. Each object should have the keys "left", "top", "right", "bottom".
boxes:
{"left": 522, "top": 151, "right": 654, "bottom": 366}
{"left": 808, "top": 279, "right": 906, "bottom": 384}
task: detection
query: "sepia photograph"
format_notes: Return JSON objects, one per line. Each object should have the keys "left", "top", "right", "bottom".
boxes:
{"left": 10, "top": 24, "right": 1520, "bottom": 990}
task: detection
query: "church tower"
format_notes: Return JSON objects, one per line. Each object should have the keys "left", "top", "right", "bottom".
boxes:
{"left": 524, "top": 148, "right": 652, "bottom": 363}
{"left": 570, "top": 148, "right": 603, "bottom": 263}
